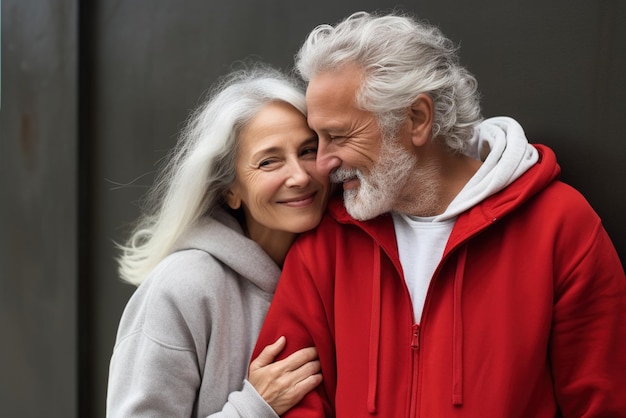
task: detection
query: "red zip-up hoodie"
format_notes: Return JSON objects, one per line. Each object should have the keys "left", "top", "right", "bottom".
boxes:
{"left": 253, "top": 144, "right": 626, "bottom": 417}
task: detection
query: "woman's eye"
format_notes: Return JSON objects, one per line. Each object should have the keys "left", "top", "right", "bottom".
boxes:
{"left": 258, "top": 159, "right": 276, "bottom": 168}
{"left": 302, "top": 147, "right": 318, "bottom": 156}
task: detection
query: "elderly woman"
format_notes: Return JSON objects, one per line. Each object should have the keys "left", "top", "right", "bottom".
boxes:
{"left": 106, "top": 64, "right": 329, "bottom": 417}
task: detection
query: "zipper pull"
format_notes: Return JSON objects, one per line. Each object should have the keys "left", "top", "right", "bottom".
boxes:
{"left": 411, "top": 324, "right": 420, "bottom": 349}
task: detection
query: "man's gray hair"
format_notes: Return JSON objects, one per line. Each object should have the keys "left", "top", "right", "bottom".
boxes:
{"left": 296, "top": 11, "right": 482, "bottom": 151}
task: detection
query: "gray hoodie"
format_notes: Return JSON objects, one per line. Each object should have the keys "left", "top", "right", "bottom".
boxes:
{"left": 106, "top": 209, "right": 281, "bottom": 418}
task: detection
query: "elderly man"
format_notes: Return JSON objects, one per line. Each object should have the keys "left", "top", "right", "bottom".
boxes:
{"left": 253, "top": 11, "right": 626, "bottom": 417}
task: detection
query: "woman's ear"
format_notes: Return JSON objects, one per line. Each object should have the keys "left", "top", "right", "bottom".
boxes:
{"left": 224, "top": 189, "right": 242, "bottom": 210}
{"left": 409, "top": 93, "right": 434, "bottom": 147}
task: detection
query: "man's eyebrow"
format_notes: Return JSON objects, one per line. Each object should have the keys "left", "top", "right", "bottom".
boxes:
{"left": 314, "top": 125, "right": 347, "bottom": 135}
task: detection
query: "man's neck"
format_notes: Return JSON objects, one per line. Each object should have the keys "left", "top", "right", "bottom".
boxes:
{"left": 396, "top": 146, "right": 482, "bottom": 217}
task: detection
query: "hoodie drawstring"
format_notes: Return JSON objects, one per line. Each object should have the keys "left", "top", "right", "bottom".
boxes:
{"left": 452, "top": 244, "right": 467, "bottom": 406}
{"left": 367, "top": 243, "right": 382, "bottom": 413}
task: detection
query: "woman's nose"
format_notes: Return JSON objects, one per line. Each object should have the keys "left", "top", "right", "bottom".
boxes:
{"left": 285, "top": 161, "right": 311, "bottom": 187}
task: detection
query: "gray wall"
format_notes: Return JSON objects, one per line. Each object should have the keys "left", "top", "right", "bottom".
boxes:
{"left": 2, "top": 1, "right": 624, "bottom": 417}
{"left": 1, "top": 0, "right": 78, "bottom": 416}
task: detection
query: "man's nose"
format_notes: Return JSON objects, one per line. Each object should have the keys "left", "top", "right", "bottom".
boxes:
{"left": 316, "top": 139, "right": 341, "bottom": 176}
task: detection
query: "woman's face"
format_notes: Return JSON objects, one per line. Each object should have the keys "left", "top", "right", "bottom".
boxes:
{"left": 226, "top": 101, "right": 330, "bottom": 243}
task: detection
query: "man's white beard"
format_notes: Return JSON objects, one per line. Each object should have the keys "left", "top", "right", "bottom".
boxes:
{"left": 332, "top": 137, "right": 417, "bottom": 221}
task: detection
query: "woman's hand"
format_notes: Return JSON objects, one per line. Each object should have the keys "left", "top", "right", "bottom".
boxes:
{"left": 248, "top": 336, "right": 323, "bottom": 415}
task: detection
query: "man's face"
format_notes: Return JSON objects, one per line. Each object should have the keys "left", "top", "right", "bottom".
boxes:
{"left": 306, "top": 65, "right": 416, "bottom": 220}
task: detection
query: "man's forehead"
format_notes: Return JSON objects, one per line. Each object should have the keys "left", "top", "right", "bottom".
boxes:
{"left": 307, "top": 65, "right": 362, "bottom": 94}
{"left": 306, "top": 67, "right": 361, "bottom": 111}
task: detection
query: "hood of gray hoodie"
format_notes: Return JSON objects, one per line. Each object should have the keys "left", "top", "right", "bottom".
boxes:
{"left": 170, "top": 207, "right": 281, "bottom": 294}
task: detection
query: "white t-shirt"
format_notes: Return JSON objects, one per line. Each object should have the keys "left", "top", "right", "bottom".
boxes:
{"left": 392, "top": 213, "right": 455, "bottom": 322}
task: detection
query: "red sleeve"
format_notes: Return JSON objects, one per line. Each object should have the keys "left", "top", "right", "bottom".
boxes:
{"left": 252, "top": 225, "right": 337, "bottom": 417}
{"left": 550, "top": 218, "right": 626, "bottom": 416}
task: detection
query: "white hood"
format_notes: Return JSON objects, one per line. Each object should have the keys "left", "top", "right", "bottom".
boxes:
{"left": 435, "top": 116, "right": 539, "bottom": 221}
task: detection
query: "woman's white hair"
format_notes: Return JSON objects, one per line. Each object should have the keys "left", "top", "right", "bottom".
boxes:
{"left": 296, "top": 11, "right": 482, "bottom": 151}
{"left": 117, "top": 63, "right": 307, "bottom": 286}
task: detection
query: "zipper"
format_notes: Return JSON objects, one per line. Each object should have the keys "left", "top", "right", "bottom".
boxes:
{"left": 411, "top": 323, "right": 420, "bottom": 350}
{"left": 409, "top": 322, "right": 421, "bottom": 417}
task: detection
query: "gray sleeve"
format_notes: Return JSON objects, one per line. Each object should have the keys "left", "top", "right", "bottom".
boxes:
{"left": 206, "top": 380, "right": 279, "bottom": 418}
{"left": 107, "top": 253, "right": 210, "bottom": 417}
{"left": 107, "top": 332, "right": 200, "bottom": 417}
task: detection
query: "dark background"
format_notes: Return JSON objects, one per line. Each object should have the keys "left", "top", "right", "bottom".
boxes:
{"left": 2, "top": 0, "right": 624, "bottom": 417}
